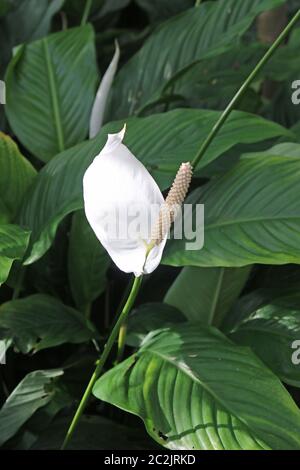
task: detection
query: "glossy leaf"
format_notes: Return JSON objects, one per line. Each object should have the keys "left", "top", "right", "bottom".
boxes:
{"left": 164, "top": 266, "right": 251, "bottom": 326}
{"left": 164, "top": 156, "right": 300, "bottom": 268}
{"left": 94, "top": 323, "right": 300, "bottom": 450}
{"left": 0, "top": 224, "right": 30, "bottom": 285}
{"left": 0, "top": 132, "right": 36, "bottom": 222}
{"left": 5, "top": 25, "right": 98, "bottom": 162}
{"left": 0, "top": 369, "right": 63, "bottom": 446}
{"left": 127, "top": 303, "right": 185, "bottom": 347}
{"left": 0, "top": 294, "right": 96, "bottom": 353}
{"left": 229, "top": 302, "right": 300, "bottom": 387}
{"left": 106, "top": 0, "right": 285, "bottom": 119}
{"left": 0, "top": 0, "right": 63, "bottom": 71}
{"left": 68, "top": 210, "right": 110, "bottom": 312}
{"left": 170, "top": 42, "right": 264, "bottom": 112}
{"left": 18, "top": 109, "right": 290, "bottom": 264}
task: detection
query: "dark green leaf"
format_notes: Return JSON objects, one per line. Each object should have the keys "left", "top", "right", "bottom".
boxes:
{"left": 0, "top": 294, "right": 96, "bottom": 353}
{"left": 170, "top": 42, "right": 264, "bottom": 112}
{"left": 5, "top": 25, "right": 98, "bottom": 162}
{"left": 229, "top": 303, "right": 300, "bottom": 388}
{"left": 94, "top": 323, "right": 300, "bottom": 450}
{"left": 0, "top": 0, "right": 63, "bottom": 72}
{"left": 106, "top": 0, "right": 285, "bottom": 119}
{"left": 0, "top": 369, "right": 63, "bottom": 446}
{"left": 0, "top": 132, "right": 36, "bottom": 222}
{"left": 0, "top": 224, "right": 30, "bottom": 285}
{"left": 164, "top": 266, "right": 251, "bottom": 326}
{"left": 164, "top": 156, "right": 300, "bottom": 268}
{"left": 127, "top": 303, "right": 185, "bottom": 347}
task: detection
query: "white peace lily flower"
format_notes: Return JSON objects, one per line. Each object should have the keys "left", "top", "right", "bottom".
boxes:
{"left": 83, "top": 126, "right": 192, "bottom": 276}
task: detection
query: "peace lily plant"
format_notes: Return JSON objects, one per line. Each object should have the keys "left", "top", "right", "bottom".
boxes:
{"left": 61, "top": 9, "right": 300, "bottom": 450}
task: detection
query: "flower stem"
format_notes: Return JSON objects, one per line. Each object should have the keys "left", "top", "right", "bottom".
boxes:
{"left": 61, "top": 275, "right": 143, "bottom": 450}
{"left": 81, "top": 0, "right": 92, "bottom": 25}
{"left": 116, "top": 320, "right": 128, "bottom": 363}
{"left": 191, "top": 8, "right": 300, "bottom": 169}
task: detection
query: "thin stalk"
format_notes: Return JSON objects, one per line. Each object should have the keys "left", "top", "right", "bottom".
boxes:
{"left": 61, "top": 275, "right": 143, "bottom": 450}
{"left": 114, "top": 277, "right": 134, "bottom": 362}
{"left": 115, "top": 320, "right": 127, "bottom": 363}
{"left": 81, "top": 0, "right": 93, "bottom": 25}
{"left": 191, "top": 8, "right": 300, "bottom": 169}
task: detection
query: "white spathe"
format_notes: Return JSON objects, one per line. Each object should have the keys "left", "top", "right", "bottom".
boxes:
{"left": 89, "top": 41, "right": 120, "bottom": 139}
{"left": 83, "top": 125, "right": 167, "bottom": 276}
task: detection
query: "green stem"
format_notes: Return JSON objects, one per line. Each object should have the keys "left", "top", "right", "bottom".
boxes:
{"left": 195, "top": 0, "right": 202, "bottom": 6}
{"left": 115, "top": 278, "right": 134, "bottom": 363}
{"left": 116, "top": 320, "right": 127, "bottom": 363}
{"left": 61, "top": 275, "right": 143, "bottom": 450}
{"left": 81, "top": 0, "right": 93, "bottom": 25}
{"left": 191, "top": 8, "right": 300, "bottom": 169}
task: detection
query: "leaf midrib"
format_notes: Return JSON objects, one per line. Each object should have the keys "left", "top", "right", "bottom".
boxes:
{"left": 42, "top": 38, "right": 64, "bottom": 153}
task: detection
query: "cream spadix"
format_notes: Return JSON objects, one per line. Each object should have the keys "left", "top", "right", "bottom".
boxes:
{"left": 83, "top": 126, "right": 192, "bottom": 276}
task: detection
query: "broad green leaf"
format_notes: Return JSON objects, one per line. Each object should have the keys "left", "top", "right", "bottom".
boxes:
{"left": 264, "top": 28, "right": 300, "bottom": 82}
{"left": 127, "top": 303, "right": 185, "bottom": 347}
{"left": 164, "top": 156, "right": 300, "bottom": 268}
{"left": 106, "top": 0, "right": 285, "bottom": 119}
{"left": 222, "top": 288, "right": 281, "bottom": 332}
{"left": 229, "top": 303, "right": 300, "bottom": 388}
{"left": 68, "top": 210, "right": 110, "bottom": 312}
{"left": 5, "top": 25, "right": 98, "bottom": 162}
{"left": 0, "top": 224, "right": 30, "bottom": 285}
{"left": 0, "top": 132, "right": 36, "bottom": 221}
{"left": 18, "top": 109, "right": 290, "bottom": 264}
{"left": 172, "top": 28, "right": 300, "bottom": 115}
{"left": 243, "top": 142, "right": 300, "bottom": 159}
{"left": 0, "top": 369, "right": 63, "bottom": 446}
{"left": 262, "top": 29, "right": 300, "bottom": 129}
{"left": 0, "top": 294, "right": 96, "bottom": 353}
{"left": 0, "top": 0, "right": 63, "bottom": 72}
{"left": 1, "top": 0, "right": 63, "bottom": 43}
{"left": 169, "top": 42, "right": 264, "bottom": 113}
{"left": 222, "top": 274, "right": 300, "bottom": 331}
{"left": 264, "top": 82, "right": 300, "bottom": 129}
{"left": 32, "top": 415, "right": 157, "bottom": 450}
{"left": 164, "top": 266, "right": 251, "bottom": 326}
{"left": 94, "top": 323, "right": 300, "bottom": 450}
{"left": 11, "top": 383, "right": 71, "bottom": 450}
